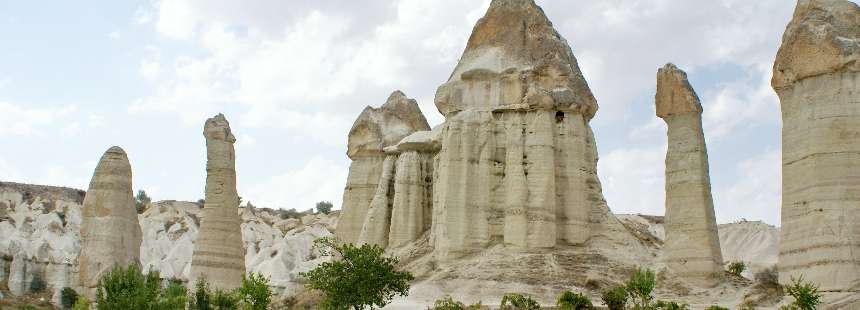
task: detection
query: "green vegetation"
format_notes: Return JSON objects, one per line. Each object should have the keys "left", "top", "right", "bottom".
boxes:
{"left": 237, "top": 273, "right": 273, "bottom": 310}
{"left": 427, "top": 297, "right": 484, "bottom": 310}
{"left": 95, "top": 265, "right": 161, "bottom": 309}
{"left": 626, "top": 268, "right": 656, "bottom": 309}
{"left": 499, "top": 293, "right": 540, "bottom": 310}
{"left": 29, "top": 273, "right": 46, "bottom": 293}
{"left": 601, "top": 286, "right": 628, "bottom": 310}
{"left": 316, "top": 201, "right": 334, "bottom": 214}
{"left": 279, "top": 208, "right": 302, "bottom": 220}
{"left": 779, "top": 276, "right": 821, "bottom": 310}
{"left": 136, "top": 190, "right": 152, "bottom": 213}
{"left": 301, "top": 237, "right": 414, "bottom": 310}
{"left": 557, "top": 291, "right": 593, "bottom": 310}
{"left": 727, "top": 261, "right": 747, "bottom": 277}
{"left": 60, "top": 287, "right": 79, "bottom": 309}
{"left": 71, "top": 298, "right": 91, "bottom": 310}
{"left": 705, "top": 306, "right": 729, "bottom": 310}
{"left": 653, "top": 300, "right": 690, "bottom": 310}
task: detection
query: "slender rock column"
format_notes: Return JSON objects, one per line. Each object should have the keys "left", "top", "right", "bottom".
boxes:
{"left": 656, "top": 64, "right": 723, "bottom": 287}
{"left": 388, "top": 129, "right": 440, "bottom": 248}
{"left": 358, "top": 155, "right": 397, "bottom": 247}
{"left": 78, "top": 146, "right": 142, "bottom": 299}
{"left": 8, "top": 252, "right": 27, "bottom": 296}
{"left": 773, "top": 0, "right": 860, "bottom": 291}
{"left": 189, "top": 114, "right": 246, "bottom": 290}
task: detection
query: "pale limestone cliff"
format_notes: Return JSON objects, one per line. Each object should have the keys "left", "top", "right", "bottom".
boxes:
{"left": 656, "top": 64, "right": 724, "bottom": 287}
{"left": 337, "top": 91, "right": 431, "bottom": 244}
{"left": 190, "top": 114, "right": 246, "bottom": 290}
{"left": 357, "top": 155, "right": 397, "bottom": 247}
{"left": 388, "top": 141, "right": 436, "bottom": 248}
{"left": 773, "top": 0, "right": 860, "bottom": 292}
{"left": 78, "top": 146, "right": 142, "bottom": 299}
{"left": 430, "top": 0, "right": 602, "bottom": 258}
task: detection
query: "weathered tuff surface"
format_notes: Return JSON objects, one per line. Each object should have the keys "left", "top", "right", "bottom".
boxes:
{"left": 337, "top": 91, "right": 431, "bottom": 244}
{"left": 78, "top": 147, "right": 142, "bottom": 299}
{"left": 190, "top": 114, "right": 246, "bottom": 290}
{"left": 656, "top": 64, "right": 724, "bottom": 287}
{"left": 430, "top": 0, "right": 606, "bottom": 258}
{"left": 773, "top": 0, "right": 860, "bottom": 292}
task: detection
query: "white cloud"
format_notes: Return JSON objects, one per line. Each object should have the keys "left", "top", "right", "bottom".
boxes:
{"left": 139, "top": 60, "right": 161, "bottom": 81}
{"left": 108, "top": 30, "right": 121, "bottom": 40}
{"left": 0, "top": 102, "right": 77, "bottom": 136}
{"left": 242, "top": 157, "right": 348, "bottom": 212}
{"left": 713, "top": 149, "right": 781, "bottom": 225}
{"left": 599, "top": 144, "right": 667, "bottom": 216}
{"left": 134, "top": 7, "right": 153, "bottom": 25}
{"left": 702, "top": 64, "right": 780, "bottom": 142}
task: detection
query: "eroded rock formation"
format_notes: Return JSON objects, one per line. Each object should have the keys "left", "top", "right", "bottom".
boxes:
{"left": 430, "top": 0, "right": 602, "bottom": 258}
{"left": 337, "top": 91, "right": 431, "bottom": 244}
{"left": 190, "top": 114, "right": 246, "bottom": 290}
{"left": 656, "top": 64, "right": 723, "bottom": 287}
{"left": 387, "top": 129, "right": 440, "bottom": 248}
{"left": 773, "top": 0, "right": 860, "bottom": 291}
{"left": 78, "top": 146, "right": 142, "bottom": 299}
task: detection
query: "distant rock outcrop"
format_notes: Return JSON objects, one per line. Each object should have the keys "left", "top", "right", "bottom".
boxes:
{"left": 656, "top": 64, "right": 724, "bottom": 287}
{"left": 78, "top": 146, "right": 142, "bottom": 299}
{"left": 337, "top": 91, "right": 431, "bottom": 244}
{"left": 190, "top": 114, "right": 246, "bottom": 290}
{"left": 772, "top": 0, "right": 860, "bottom": 292}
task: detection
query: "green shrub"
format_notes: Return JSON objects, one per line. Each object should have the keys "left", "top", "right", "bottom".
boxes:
{"left": 315, "top": 201, "right": 333, "bottom": 215}
{"left": 301, "top": 237, "right": 413, "bottom": 310}
{"left": 557, "top": 291, "right": 593, "bottom": 310}
{"left": 705, "top": 306, "right": 729, "bottom": 310}
{"left": 499, "top": 293, "right": 540, "bottom": 310}
{"left": 135, "top": 190, "right": 152, "bottom": 213}
{"left": 727, "top": 261, "right": 747, "bottom": 277}
{"left": 279, "top": 208, "right": 302, "bottom": 220}
{"left": 211, "top": 289, "right": 240, "bottom": 310}
{"left": 627, "top": 268, "right": 656, "bottom": 309}
{"left": 72, "top": 297, "right": 91, "bottom": 310}
{"left": 95, "top": 265, "right": 160, "bottom": 310}
{"left": 237, "top": 273, "right": 272, "bottom": 310}
{"left": 780, "top": 276, "right": 820, "bottom": 310}
{"left": 61, "top": 287, "right": 80, "bottom": 309}
{"left": 428, "top": 296, "right": 466, "bottom": 310}
{"left": 188, "top": 278, "right": 211, "bottom": 310}
{"left": 601, "top": 286, "right": 628, "bottom": 310}
{"left": 152, "top": 279, "right": 187, "bottom": 309}
{"left": 29, "top": 273, "right": 46, "bottom": 293}
{"left": 654, "top": 300, "right": 690, "bottom": 310}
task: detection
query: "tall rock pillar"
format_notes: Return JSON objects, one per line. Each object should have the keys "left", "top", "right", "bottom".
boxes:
{"left": 189, "top": 114, "right": 246, "bottom": 290}
{"left": 773, "top": 0, "right": 860, "bottom": 291}
{"left": 656, "top": 64, "right": 723, "bottom": 287}
{"left": 337, "top": 91, "right": 430, "bottom": 244}
{"left": 78, "top": 146, "right": 142, "bottom": 299}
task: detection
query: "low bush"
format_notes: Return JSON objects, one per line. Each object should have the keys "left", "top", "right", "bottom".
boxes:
{"left": 29, "top": 273, "right": 46, "bottom": 293}
{"left": 429, "top": 296, "right": 466, "bottom": 310}
{"left": 727, "top": 261, "right": 747, "bottom": 277}
{"left": 653, "top": 300, "right": 690, "bottom": 310}
{"left": 500, "top": 293, "right": 540, "bottom": 310}
{"left": 601, "top": 286, "right": 628, "bottom": 310}
{"left": 627, "top": 268, "right": 656, "bottom": 309}
{"left": 780, "top": 276, "right": 820, "bottom": 310}
{"left": 705, "top": 306, "right": 729, "bottom": 310}
{"left": 557, "top": 291, "right": 593, "bottom": 310}
{"left": 237, "top": 273, "right": 272, "bottom": 310}
{"left": 61, "top": 287, "right": 79, "bottom": 309}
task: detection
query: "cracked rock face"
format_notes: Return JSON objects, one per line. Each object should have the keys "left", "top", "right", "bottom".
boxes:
{"left": 774, "top": 0, "right": 860, "bottom": 292}
{"left": 430, "top": 0, "right": 609, "bottom": 258}
{"left": 656, "top": 64, "right": 724, "bottom": 288}
{"left": 337, "top": 91, "right": 430, "bottom": 245}
{"left": 189, "top": 114, "right": 246, "bottom": 290}
{"left": 78, "top": 146, "right": 142, "bottom": 299}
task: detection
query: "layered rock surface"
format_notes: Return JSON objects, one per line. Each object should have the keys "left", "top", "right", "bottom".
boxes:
{"left": 773, "top": 0, "right": 860, "bottom": 291}
{"left": 78, "top": 146, "right": 142, "bottom": 299}
{"left": 430, "top": 0, "right": 603, "bottom": 258}
{"left": 190, "top": 114, "right": 246, "bottom": 290}
{"left": 655, "top": 64, "right": 724, "bottom": 287}
{"left": 337, "top": 91, "right": 431, "bottom": 244}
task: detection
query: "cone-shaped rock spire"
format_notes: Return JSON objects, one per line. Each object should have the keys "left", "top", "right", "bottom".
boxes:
{"left": 78, "top": 146, "right": 142, "bottom": 299}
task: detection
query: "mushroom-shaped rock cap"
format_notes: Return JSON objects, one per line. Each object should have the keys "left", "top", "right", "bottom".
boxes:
{"left": 772, "top": 0, "right": 860, "bottom": 90}
{"left": 348, "top": 91, "right": 431, "bottom": 158}
{"left": 656, "top": 63, "right": 703, "bottom": 118}
{"left": 204, "top": 113, "right": 236, "bottom": 143}
{"left": 385, "top": 125, "right": 443, "bottom": 154}
{"left": 435, "top": 0, "right": 597, "bottom": 119}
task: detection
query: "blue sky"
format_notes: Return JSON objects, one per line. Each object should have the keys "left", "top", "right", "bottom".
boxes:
{"left": 3, "top": 0, "right": 846, "bottom": 225}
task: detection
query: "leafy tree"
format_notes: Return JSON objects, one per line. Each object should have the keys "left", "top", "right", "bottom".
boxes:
{"left": 557, "top": 291, "right": 593, "bottom": 310}
{"left": 780, "top": 276, "right": 820, "bottom": 310}
{"left": 95, "top": 265, "right": 160, "bottom": 310}
{"left": 727, "top": 261, "right": 747, "bottom": 277}
{"left": 316, "top": 201, "right": 334, "bottom": 215}
{"left": 61, "top": 287, "right": 80, "bottom": 309}
{"left": 136, "top": 190, "right": 152, "bottom": 213}
{"left": 601, "top": 286, "right": 628, "bottom": 310}
{"left": 499, "top": 293, "right": 540, "bottom": 310}
{"left": 301, "top": 237, "right": 414, "bottom": 310}
{"left": 626, "top": 268, "right": 656, "bottom": 309}
{"left": 237, "top": 273, "right": 272, "bottom": 310}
